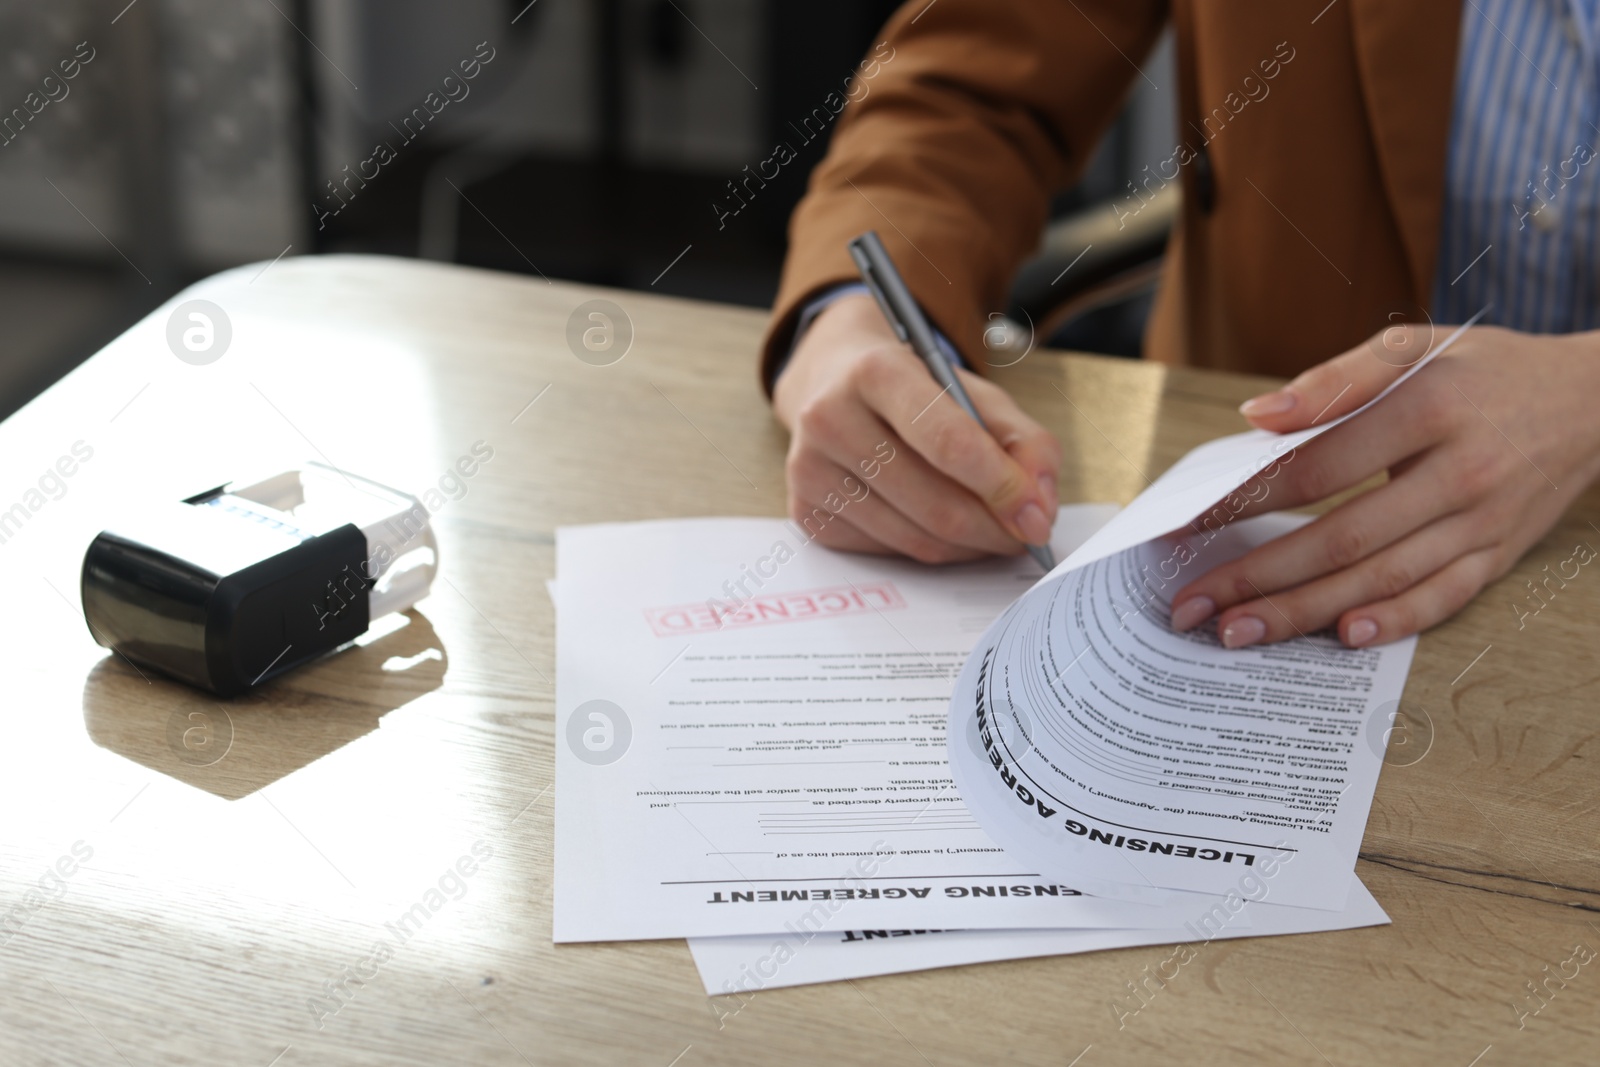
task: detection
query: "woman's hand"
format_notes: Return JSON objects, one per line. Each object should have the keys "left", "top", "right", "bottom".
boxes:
{"left": 1168, "top": 324, "right": 1600, "bottom": 648}
{"left": 772, "top": 292, "right": 1061, "bottom": 564}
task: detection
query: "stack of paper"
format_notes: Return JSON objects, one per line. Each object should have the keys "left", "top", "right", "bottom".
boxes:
{"left": 550, "top": 505, "right": 1399, "bottom": 995}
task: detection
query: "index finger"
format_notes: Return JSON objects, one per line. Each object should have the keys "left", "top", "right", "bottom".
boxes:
{"left": 851, "top": 350, "right": 1051, "bottom": 548}
{"left": 1239, "top": 322, "right": 1437, "bottom": 432}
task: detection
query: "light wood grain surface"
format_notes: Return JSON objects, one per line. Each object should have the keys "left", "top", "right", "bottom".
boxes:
{"left": 1, "top": 255, "right": 1595, "bottom": 1067}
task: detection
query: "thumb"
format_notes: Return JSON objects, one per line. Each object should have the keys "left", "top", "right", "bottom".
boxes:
{"left": 1237, "top": 323, "right": 1430, "bottom": 432}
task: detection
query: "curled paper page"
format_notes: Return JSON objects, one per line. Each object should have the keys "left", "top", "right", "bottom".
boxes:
{"left": 947, "top": 514, "right": 1415, "bottom": 909}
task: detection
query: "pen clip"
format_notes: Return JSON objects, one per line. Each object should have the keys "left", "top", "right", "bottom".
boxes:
{"left": 849, "top": 239, "right": 910, "bottom": 344}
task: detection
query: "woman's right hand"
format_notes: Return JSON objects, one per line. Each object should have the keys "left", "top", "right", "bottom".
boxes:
{"left": 771, "top": 292, "right": 1062, "bottom": 564}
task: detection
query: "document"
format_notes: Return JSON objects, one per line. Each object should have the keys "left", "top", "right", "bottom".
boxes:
{"left": 948, "top": 515, "right": 1415, "bottom": 909}
{"left": 553, "top": 508, "right": 1198, "bottom": 942}
{"left": 688, "top": 878, "right": 1390, "bottom": 994}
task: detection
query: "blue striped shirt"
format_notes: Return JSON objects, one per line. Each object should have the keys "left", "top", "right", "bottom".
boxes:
{"left": 1434, "top": 0, "right": 1600, "bottom": 332}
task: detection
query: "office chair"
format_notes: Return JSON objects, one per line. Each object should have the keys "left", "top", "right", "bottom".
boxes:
{"left": 991, "top": 182, "right": 1179, "bottom": 361}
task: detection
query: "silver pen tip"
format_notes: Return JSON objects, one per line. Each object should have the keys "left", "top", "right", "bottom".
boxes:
{"left": 1027, "top": 544, "right": 1056, "bottom": 572}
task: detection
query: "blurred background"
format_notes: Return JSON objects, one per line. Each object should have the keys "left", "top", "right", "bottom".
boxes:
{"left": 0, "top": 0, "right": 1174, "bottom": 421}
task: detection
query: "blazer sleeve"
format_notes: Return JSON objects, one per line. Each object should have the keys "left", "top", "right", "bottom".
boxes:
{"left": 761, "top": 0, "right": 1170, "bottom": 392}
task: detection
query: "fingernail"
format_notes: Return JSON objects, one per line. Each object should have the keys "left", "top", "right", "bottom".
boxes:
{"left": 1169, "top": 596, "right": 1215, "bottom": 632}
{"left": 1239, "top": 389, "right": 1296, "bottom": 417}
{"left": 1037, "top": 472, "right": 1057, "bottom": 512}
{"left": 1220, "top": 615, "right": 1267, "bottom": 649}
{"left": 1014, "top": 501, "right": 1052, "bottom": 546}
{"left": 1346, "top": 617, "right": 1379, "bottom": 647}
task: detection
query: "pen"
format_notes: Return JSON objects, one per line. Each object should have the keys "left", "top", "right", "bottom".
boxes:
{"left": 847, "top": 230, "right": 1057, "bottom": 571}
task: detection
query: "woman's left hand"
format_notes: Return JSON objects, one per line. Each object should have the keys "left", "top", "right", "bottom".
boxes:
{"left": 1167, "top": 324, "right": 1600, "bottom": 649}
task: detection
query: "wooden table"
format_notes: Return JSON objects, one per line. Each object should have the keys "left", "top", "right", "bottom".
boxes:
{"left": 2, "top": 255, "right": 1595, "bottom": 1066}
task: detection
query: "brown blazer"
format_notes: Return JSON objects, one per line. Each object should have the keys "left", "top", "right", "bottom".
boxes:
{"left": 762, "top": 0, "right": 1464, "bottom": 388}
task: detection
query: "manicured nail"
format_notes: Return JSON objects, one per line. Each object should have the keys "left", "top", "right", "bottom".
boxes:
{"left": 1038, "top": 472, "right": 1058, "bottom": 513}
{"left": 1014, "top": 501, "right": 1052, "bottom": 546}
{"left": 1346, "top": 617, "right": 1379, "bottom": 647}
{"left": 1220, "top": 615, "right": 1267, "bottom": 648}
{"left": 1169, "top": 596, "right": 1215, "bottom": 632}
{"left": 1239, "top": 389, "right": 1296, "bottom": 417}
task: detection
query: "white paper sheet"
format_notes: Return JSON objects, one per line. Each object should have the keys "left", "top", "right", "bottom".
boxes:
{"left": 688, "top": 878, "right": 1389, "bottom": 995}
{"left": 1045, "top": 308, "right": 1485, "bottom": 579}
{"left": 553, "top": 507, "right": 1211, "bottom": 942}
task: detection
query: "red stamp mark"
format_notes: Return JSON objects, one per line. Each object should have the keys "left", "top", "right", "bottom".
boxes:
{"left": 644, "top": 581, "right": 907, "bottom": 636}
